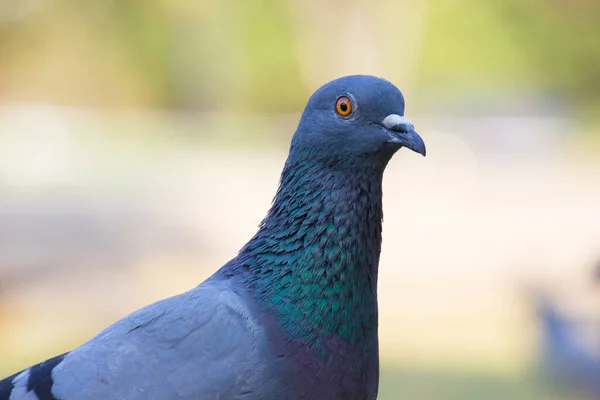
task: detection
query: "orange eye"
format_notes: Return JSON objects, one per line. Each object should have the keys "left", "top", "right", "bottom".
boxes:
{"left": 335, "top": 96, "right": 353, "bottom": 116}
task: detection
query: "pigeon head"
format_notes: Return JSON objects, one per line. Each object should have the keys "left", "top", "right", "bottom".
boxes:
{"left": 291, "top": 75, "right": 426, "bottom": 167}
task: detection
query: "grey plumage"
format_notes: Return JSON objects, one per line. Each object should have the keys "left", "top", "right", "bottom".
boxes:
{"left": 52, "top": 277, "right": 286, "bottom": 399}
{"left": 0, "top": 75, "right": 426, "bottom": 400}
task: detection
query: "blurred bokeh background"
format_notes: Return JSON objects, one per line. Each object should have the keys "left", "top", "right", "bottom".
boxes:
{"left": 1, "top": 0, "right": 600, "bottom": 398}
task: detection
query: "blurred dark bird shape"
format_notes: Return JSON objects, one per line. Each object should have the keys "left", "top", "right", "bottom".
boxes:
{"left": 535, "top": 291, "right": 600, "bottom": 400}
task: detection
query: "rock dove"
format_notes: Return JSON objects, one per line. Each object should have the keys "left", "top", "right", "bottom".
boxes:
{"left": 0, "top": 75, "right": 426, "bottom": 400}
{"left": 536, "top": 294, "right": 600, "bottom": 399}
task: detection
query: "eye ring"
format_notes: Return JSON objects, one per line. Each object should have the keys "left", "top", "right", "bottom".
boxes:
{"left": 335, "top": 96, "right": 353, "bottom": 117}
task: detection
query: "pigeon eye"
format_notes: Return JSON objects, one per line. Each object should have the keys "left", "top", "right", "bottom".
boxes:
{"left": 335, "top": 96, "right": 353, "bottom": 117}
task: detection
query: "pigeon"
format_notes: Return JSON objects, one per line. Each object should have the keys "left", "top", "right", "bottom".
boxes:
{"left": 536, "top": 293, "right": 600, "bottom": 399}
{"left": 521, "top": 278, "right": 600, "bottom": 399}
{"left": 0, "top": 75, "right": 426, "bottom": 400}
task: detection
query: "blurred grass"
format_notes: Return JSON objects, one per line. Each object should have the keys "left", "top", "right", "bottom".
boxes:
{"left": 0, "top": 353, "right": 573, "bottom": 400}
{"left": 379, "top": 367, "right": 571, "bottom": 400}
{"left": 0, "top": 340, "right": 570, "bottom": 400}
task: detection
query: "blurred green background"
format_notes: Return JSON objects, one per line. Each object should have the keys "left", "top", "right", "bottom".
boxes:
{"left": 1, "top": 0, "right": 600, "bottom": 399}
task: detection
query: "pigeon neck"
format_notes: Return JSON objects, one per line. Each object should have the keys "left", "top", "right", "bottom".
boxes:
{"left": 238, "top": 155, "right": 385, "bottom": 345}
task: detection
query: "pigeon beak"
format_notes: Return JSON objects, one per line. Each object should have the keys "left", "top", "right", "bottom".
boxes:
{"left": 381, "top": 114, "right": 426, "bottom": 157}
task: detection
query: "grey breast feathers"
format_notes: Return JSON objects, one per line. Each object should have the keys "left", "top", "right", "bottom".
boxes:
{"left": 50, "top": 277, "right": 273, "bottom": 400}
